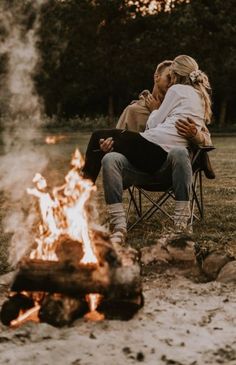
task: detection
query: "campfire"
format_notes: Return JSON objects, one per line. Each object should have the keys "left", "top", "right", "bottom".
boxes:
{"left": 45, "top": 135, "right": 67, "bottom": 144}
{"left": 1, "top": 149, "right": 143, "bottom": 327}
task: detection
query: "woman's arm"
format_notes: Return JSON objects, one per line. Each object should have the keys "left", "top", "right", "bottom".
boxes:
{"left": 146, "top": 87, "right": 181, "bottom": 129}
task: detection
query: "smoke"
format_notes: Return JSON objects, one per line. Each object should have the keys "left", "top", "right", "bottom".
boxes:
{"left": 0, "top": 0, "right": 47, "bottom": 266}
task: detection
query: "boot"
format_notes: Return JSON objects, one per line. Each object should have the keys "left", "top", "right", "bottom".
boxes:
{"left": 173, "top": 201, "right": 192, "bottom": 234}
{"left": 107, "top": 203, "right": 127, "bottom": 246}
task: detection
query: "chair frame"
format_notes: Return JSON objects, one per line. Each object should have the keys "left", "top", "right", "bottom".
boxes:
{"left": 126, "top": 146, "right": 215, "bottom": 231}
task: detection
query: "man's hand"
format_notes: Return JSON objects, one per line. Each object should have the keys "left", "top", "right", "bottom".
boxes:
{"left": 99, "top": 137, "right": 114, "bottom": 153}
{"left": 176, "top": 118, "right": 198, "bottom": 139}
{"left": 145, "top": 94, "right": 161, "bottom": 112}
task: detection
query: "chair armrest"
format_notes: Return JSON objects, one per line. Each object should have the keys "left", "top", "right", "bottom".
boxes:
{"left": 197, "top": 146, "right": 215, "bottom": 152}
{"left": 190, "top": 145, "right": 215, "bottom": 164}
{"left": 191, "top": 146, "right": 216, "bottom": 179}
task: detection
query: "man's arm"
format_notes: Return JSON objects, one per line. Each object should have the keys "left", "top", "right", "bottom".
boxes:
{"left": 176, "top": 118, "right": 213, "bottom": 146}
{"left": 146, "top": 87, "right": 180, "bottom": 129}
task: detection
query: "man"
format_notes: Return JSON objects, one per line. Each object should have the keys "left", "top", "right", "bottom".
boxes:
{"left": 116, "top": 61, "right": 172, "bottom": 132}
{"left": 99, "top": 61, "right": 213, "bottom": 244}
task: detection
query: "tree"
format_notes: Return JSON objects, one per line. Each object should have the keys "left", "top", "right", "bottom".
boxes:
{"left": 34, "top": 0, "right": 236, "bottom": 127}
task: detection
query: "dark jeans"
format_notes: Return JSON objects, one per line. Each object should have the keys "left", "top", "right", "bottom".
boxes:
{"left": 83, "top": 129, "right": 168, "bottom": 182}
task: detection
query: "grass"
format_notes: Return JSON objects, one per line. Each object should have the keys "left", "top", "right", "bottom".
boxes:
{"left": 0, "top": 134, "right": 236, "bottom": 275}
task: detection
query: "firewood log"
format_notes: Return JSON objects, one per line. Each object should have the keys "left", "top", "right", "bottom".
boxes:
{"left": 0, "top": 294, "right": 34, "bottom": 326}
{"left": 97, "top": 293, "right": 144, "bottom": 321}
{"left": 11, "top": 257, "right": 142, "bottom": 298}
{"left": 39, "top": 294, "right": 88, "bottom": 327}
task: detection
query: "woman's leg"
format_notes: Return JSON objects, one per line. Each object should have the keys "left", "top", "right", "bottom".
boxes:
{"left": 82, "top": 129, "right": 168, "bottom": 182}
{"left": 82, "top": 129, "right": 123, "bottom": 182}
{"left": 111, "top": 130, "right": 168, "bottom": 173}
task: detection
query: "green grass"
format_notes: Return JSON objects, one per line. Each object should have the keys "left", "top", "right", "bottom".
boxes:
{"left": 0, "top": 134, "right": 235, "bottom": 274}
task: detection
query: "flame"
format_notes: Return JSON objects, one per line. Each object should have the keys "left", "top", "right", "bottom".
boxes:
{"left": 86, "top": 293, "right": 100, "bottom": 312}
{"left": 85, "top": 293, "right": 104, "bottom": 321}
{"left": 12, "top": 148, "right": 103, "bottom": 326}
{"left": 45, "top": 135, "right": 67, "bottom": 144}
{"left": 27, "top": 148, "right": 98, "bottom": 264}
{"left": 10, "top": 304, "right": 40, "bottom": 328}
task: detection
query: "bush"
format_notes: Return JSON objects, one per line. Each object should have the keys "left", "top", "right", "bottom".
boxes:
{"left": 43, "top": 115, "right": 118, "bottom": 131}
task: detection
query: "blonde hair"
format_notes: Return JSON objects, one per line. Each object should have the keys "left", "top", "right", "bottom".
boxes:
{"left": 170, "top": 55, "right": 212, "bottom": 124}
{"left": 156, "top": 60, "right": 173, "bottom": 74}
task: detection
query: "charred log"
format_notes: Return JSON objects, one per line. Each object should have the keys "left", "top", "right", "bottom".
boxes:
{"left": 0, "top": 293, "right": 34, "bottom": 326}
{"left": 39, "top": 294, "right": 89, "bottom": 327}
{"left": 97, "top": 293, "right": 144, "bottom": 321}
{"left": 11, "top": 257, "right": 141, "bottom": 298}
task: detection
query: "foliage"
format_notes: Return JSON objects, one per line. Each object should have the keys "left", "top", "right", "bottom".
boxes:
{"left": 1, "top": 0, "right": 235, "bottom": 126}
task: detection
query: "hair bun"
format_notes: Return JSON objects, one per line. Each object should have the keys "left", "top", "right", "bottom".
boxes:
{"left": 189, "top": 70, "right": 204, "bottom": 83}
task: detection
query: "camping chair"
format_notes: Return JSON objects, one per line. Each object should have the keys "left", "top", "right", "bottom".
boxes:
{"left": 126, "top": 146, "right": 215, "bottom": 231}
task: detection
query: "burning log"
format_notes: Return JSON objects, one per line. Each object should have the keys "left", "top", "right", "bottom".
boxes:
{"left": 97, "top": 293, "right": 144, "bottom": 321}
{"left": 0, "top": 148, "right": 143, "bottom": 327}
{"left": 39, "top": 294, "right": 89, "bottom": 327}
{"left": 0, "top": 293, "right": 35, "bottom": 326}
{"left": 1, "top": 236, "right": 143, "bottom": 327}
{"left": 11, "top": 259, "right": 110, "bottom": 295}
{"left": 11, "top": 233, "right": 142, "bottom": 299}
{"left": 55, "top": 234, "right": 120, "bottom": 268}
{"left": 1, "top": 250, "right": 142, "bottom": 327}
{"left": 11, "top": 255, "right": 141, "bottom": 298}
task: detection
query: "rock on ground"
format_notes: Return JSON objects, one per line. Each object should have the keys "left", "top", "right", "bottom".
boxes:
{"left": 217, "top": 260, "right": 236, "bottom": 283}
{"left": 202, "top": 252, "right": 232, "bottom": 280}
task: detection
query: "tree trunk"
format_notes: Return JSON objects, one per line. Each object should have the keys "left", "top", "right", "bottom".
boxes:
{"left": 108, "top": 94, "right": 114, "bottom": 126}
{"left": 219, "top": 98, "right": 227, "bottom": 128}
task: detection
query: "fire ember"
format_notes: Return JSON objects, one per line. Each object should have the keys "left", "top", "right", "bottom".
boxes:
{"left": 0, "top": 149, "right": 143, "bottom": 327}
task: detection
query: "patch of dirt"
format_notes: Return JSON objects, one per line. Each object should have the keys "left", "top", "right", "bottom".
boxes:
{"left": 0, "top": 268, "right": 235, "bottom": 365}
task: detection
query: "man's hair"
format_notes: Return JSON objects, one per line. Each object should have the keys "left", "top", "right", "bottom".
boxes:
{"left": 156, "top": 60, "right": 173, "bottom": 74}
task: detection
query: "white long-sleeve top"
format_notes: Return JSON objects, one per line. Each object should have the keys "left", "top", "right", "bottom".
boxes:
{"left": 140, "top": 84, "right": 206, "bottom": 152}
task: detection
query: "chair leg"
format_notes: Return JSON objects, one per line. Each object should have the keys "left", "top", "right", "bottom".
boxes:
{"left": 144, "top": 190, "right": 174, "bottom": 221}
{"left": 127, "top": 187, "right": 142, "bottom": 220}
{"left": 138, "top": 189, "right": 142, "bottom": 216}
{"left": 199, "top": 171, "right": 204, "bottom": 219}
{"left": 127, "top": 188, "right": 174, "bottom": 232}
{"left": 190, "top": 172, "right": 198, "bottom": 224}
{"left": 190, "top": 170, "right": 204, "bottom": 224}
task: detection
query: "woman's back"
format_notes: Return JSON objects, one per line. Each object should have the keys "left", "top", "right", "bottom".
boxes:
{"left": 140, "top": 84, "right": 206, "bottom": 152}
{"left": 169, "top": 84, "right": 205, "bottom": 119}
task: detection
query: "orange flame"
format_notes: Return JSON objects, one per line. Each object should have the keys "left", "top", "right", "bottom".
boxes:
{"left": 85, "top": 293, "right": 104, "bottom": 321}
{"left": 10, "top": 304, "right": 40, "bottom": 328}
{"left": 15, "top": 148, "right": 104, "bottom": 325}
{"left": 27, "top": 148, "right": 98, "bottom": 264}
{"left": 45, "top": 135, "right": 67, "bottom": 144}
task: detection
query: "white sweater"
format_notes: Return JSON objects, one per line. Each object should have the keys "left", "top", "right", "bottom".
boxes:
{"left": 140, "top": 84, "right": 205, "bottom": 152}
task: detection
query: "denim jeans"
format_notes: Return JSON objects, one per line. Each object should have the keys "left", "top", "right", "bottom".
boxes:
{"left": 101, "top": 147, "right": 192, "bottom": 204}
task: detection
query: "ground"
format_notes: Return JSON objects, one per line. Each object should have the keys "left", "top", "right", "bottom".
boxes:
{"left": 0, "top": 133, "right": 236, "bottom": 365}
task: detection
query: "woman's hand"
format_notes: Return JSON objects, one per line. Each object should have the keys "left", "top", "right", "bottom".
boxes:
{"left": 175, "top": 118, "right": 198, "bottom": 138}
{"left": 145, "top": 94, "right": 161, "bottom": 112}
{"left": 99, "top": 137, "right": 114, "bottom": 153}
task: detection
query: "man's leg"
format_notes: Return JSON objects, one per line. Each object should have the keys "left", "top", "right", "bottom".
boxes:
{"left": 101, "top": 152, "right": 155, "bottom": 244}
{"left": 102, "top": 148, "right": 192, "bottom": 243}
{"left": 166, "top": 147, "right": 192, "bottom": 230}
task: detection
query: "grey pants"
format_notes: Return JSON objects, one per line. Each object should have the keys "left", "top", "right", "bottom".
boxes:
{"left": 101, "top": 147, "right": 192, "bottom": 204}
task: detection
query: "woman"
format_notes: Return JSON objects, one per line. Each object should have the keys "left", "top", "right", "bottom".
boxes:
{"left": 82, "top": 55, "right": 212, "bottom": 183}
